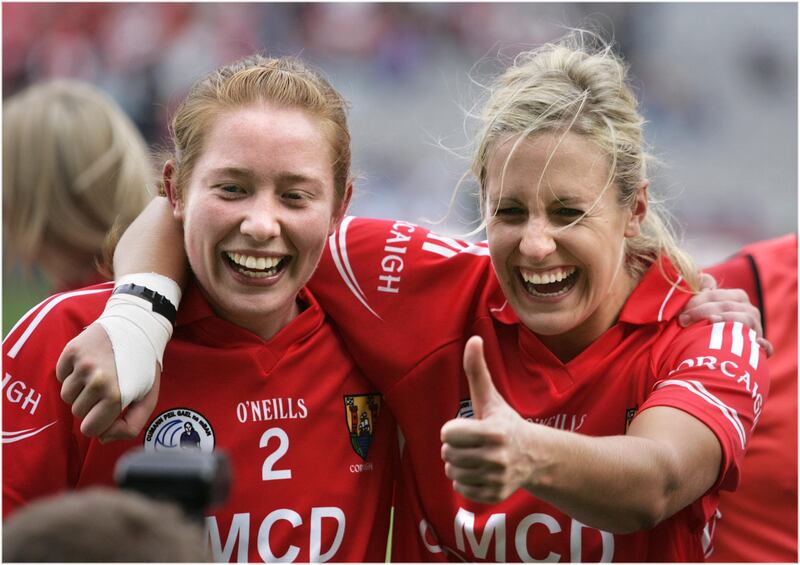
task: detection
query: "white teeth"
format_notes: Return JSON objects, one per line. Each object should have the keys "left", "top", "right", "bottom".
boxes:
{"left": 521, "top": 267, "right": 576, "bottom": 285}
{"left": 240, "top": 270, "right": 270, "bottom": 279}
{"left": 226, "top": 252, "right": 283, "bottom": 273}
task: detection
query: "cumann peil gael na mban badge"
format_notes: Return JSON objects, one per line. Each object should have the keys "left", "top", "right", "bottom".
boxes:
{"left": 344, "top": 394, "right": 381, "bottom": 460}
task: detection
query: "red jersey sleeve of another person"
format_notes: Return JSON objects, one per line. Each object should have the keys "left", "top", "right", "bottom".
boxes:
{"left": 2, "top": 284, "right": 113, "bottom": 517}
{"left": 309, "top": 216, "right": 495, "bottom": 391}
{"left": 705, "top": 234, "right": 797, "bottom": 563}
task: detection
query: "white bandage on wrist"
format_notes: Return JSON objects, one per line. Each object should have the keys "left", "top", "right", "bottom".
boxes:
{"left": 97, "top": 273, "right": 182, "bottom": 409}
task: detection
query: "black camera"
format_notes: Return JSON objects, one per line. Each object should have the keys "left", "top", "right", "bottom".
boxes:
{"left": 114, "top": 449, "right": 231, "bottom": 523}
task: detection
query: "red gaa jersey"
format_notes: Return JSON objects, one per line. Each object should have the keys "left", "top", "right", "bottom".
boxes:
{"left": 707, "top": 234, "right": 797, "bottom": 563}
{"left": 309, "top": 217, "right": 769, "bottom": 562}
{"left": 3, "top": 281, "right": 396, "bottom": 563}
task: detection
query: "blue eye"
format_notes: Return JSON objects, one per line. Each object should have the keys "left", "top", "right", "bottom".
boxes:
{"left": 216, "top": 184, "right": 244, "bottom": 196}
{"left": 556, "top": 208, "right": 583, "bottom": 217}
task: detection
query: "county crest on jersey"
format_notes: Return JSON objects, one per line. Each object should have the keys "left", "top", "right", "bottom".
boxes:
{"left": 343, "top": 394, "right": 381, "bottom": 460}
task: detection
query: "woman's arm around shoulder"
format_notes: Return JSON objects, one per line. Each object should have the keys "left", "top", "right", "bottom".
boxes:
{"left": 56, "top": 197, "right": 185, "bottom": 440}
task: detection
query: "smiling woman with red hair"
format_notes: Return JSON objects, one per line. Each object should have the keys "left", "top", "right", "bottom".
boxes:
{"left": 2, "top": 56, "right": 396, "bottom": 563}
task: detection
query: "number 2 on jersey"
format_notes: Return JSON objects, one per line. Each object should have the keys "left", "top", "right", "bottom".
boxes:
{"left": 259, "top": 427, "right": 291, "bottom": 481}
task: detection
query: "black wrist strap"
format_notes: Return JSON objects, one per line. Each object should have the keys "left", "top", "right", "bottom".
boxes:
{"left": 113, "top": 283, "right": 178, "bottom": 327}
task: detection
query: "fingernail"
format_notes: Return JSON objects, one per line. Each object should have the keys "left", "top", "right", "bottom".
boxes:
{"left": 678, "top": 315, "right": 689, "bottom": 326}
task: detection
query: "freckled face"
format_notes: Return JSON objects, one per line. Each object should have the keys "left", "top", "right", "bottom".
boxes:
{"left": 484, "top": 131, "right": 645, "bottom": 356}
{"left": 171, "top": 104, "right": 342, "bottom": 340}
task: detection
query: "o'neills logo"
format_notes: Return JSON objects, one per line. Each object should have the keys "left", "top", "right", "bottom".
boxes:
{"left": 144, "top": 408, "right": 215, "bottom": 453}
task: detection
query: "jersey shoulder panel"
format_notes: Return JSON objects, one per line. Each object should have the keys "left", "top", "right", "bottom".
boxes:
{"left": 706, "top": 254, "right": 759, "bottom": 306}
{"left": 4, "top": 284, "right": 112, "bottom": 361}
{"left": 707, "top": 234, "right": 797, "bottom": 330}
{"left": 311, "top": 217, "right": 497, "bottom": 387}
{"left": 313, "top": 216, "right": 492, "bottom": 317}
{"left": 3, "top": 286, "right": 109, "bottom": 516}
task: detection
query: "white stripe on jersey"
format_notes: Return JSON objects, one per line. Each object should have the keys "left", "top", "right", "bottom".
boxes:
{"left": 337, "top": 217, "right": 368, "bottom": 302}
{"left": 747, "top": 329, "right": 759, "bottom": 369}
{"left": 655, "top": 378, "right": 746, "bottom": 449}
{"left": 2, "top": 422, "right": 58, "bottom": 444}
{"left": 707, "top": 321, "right": 760, "bottom": 369}
{"left": 328, "top": 217, "right": 381, "bottom": 319}
{"left": 460, "top": 244, "right": 491, "bottom": 256}
{"left": 5, "top": 287, "right": 113, "bottom": 359}
{"left": 427, "top": 232, "right": 468, "bottom": 251}
{"left": 709, "top": 322, "right": 725, "bottom": 350}
{"left": 422, "top": 242, "right": 458, "bottom": 258}
{"left": 422, "top": 233, "right": 490, "bottom": 259}
{"left": 4, "top": 298, "right": 46, "bottom": 344}
{"left": 657, "top": 276, "right": 683, "bottom": 322}
{"left": 731, "top": 321, "right": 744, "bottom": 356}
{"left": 702, "top": 509, "right": 722, "bottom": 559}
{"left": 3, "top": 284, "right": 113, "bottom": 343}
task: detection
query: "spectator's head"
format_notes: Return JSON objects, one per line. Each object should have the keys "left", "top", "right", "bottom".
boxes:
{"left": 3, "top": 80, "right": 153, "bottom": 290}
{"left": 160, "top": 55, "right": 353, "bottom": 339}
{"left": 2, "top": 487, "right": 211, "bottom": 562}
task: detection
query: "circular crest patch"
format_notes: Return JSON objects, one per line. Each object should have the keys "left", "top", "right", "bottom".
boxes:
{"left": 144, "top": 407, "right": 215, "bottom": 453}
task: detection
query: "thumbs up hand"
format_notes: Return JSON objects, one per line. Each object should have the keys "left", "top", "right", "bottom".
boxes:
{"left": 440, "top": 336, "right": 542, "bottom": 504}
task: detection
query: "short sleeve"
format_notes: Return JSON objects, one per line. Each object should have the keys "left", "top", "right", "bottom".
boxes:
{"left": 2, "top": 287, "right": 108, "bottom": 517}
{"left": 640, "top": 320, "right": 769, "bottom": 491}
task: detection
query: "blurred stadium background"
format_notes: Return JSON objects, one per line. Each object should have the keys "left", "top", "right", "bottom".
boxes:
{"left": 3, "top": 2, "right": 797, "bottom": 333}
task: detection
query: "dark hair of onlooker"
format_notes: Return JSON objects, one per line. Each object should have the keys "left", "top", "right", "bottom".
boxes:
{"left": 2, "top": 487, "right": 211, "bottom": 562}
